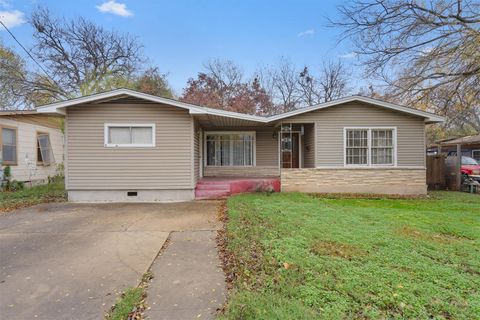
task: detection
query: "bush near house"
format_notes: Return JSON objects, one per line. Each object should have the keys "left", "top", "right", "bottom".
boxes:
{"left": 220, "top": 192, "right": 480, "bottom": 319}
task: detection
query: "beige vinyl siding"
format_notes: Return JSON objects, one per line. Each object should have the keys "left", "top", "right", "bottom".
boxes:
{"left": 66, "top": 103, "right": 193, "bottom": 190}
{"left": 193, "top": 119, "right": 200, "bottom": 183}
{"left": 255, "top": 128, "right": 278, "bottom": 166}
{"left": 303, "top": 123, "right": 315, "bottom": 168}
{"left": 283, "top": 102, "right": 426, "bottom": 167}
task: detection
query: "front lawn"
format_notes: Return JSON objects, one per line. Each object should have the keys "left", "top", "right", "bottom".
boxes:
{"left": 0, "top": 180, "right": 66, "bottom": 213}
{"left": 221, "top": 192, "right": 479, "bottom": 319}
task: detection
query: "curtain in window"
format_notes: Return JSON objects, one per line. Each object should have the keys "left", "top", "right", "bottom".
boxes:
{"left": 346, "top": 129, "right": 368, "bottom": 165}
{"left": 371, "top": 130, "right": 393, "bottom": 165}
{"left": 206, "top": 133, "right": 254, "bottom": 166}
{"left": 2, "top": 128, "right": 17, "bottom": 164}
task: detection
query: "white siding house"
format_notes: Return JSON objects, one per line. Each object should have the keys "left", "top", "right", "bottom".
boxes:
{"left": 0, "top": 112, "right": 64, "bottom": 184}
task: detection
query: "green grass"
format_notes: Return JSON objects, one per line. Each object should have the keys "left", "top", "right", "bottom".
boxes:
{"left": 105, "top": 272, "right": 152, "bottom": 320}
{"left": 221, "top": 191, "right": 480, "bottom": 319}
{"left": 0, "top": 180, "right": 66, "bottom": 212}
{"left": 106, "top": 288, "right": 144, "bottom": 320}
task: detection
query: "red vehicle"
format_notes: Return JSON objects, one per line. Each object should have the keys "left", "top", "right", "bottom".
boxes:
{"left": 461, "top": 156, "right": 480, "bottom": 182}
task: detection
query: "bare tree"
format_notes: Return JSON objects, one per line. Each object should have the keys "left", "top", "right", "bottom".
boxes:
{"left": 256, "top": 58, "right": 350, "bottom": 113}
{"left": 319, "top": 61, "right": 349, "bottom": 102}
{"left": 297, "top": 66, "right": 322, "bottom": 106}
{"left": 30, "top": 7, "right": 144, "bottom": 100}
{"left": 271, "top": 58, "right": 302, "bottom": 112}
{"left": 202, "top": 59, "right": 244, "bottom": 106}
{"left": 333, "top": 0, "right": 480, "bottom": 101}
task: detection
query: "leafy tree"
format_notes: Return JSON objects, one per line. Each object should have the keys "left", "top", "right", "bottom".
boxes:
{"left": 181, "top": 59, "right": 273, "bottom": 115}
{"left": 133, "top": 67, "right": 172, "bottom": 98}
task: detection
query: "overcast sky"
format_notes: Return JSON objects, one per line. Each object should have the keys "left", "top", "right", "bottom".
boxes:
{"left": 0, "top": 0, "right": 363, "bottom": 95}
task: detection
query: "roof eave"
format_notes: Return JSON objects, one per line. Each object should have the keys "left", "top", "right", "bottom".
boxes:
{"left": 35, "top": 90, "right": 444, "bottom": 124}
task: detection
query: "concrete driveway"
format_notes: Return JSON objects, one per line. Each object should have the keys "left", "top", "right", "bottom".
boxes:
{"left": 0, "top": 201, "right": 223, "bottom": 320}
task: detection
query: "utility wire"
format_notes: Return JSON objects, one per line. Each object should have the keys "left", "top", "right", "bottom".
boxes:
{"left": 0, "top": 18, "right": 60, "bottom": 88}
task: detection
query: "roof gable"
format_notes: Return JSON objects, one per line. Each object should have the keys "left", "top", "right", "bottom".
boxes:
{"left": 266, "top": 96, "right": 444, "bottom": 123}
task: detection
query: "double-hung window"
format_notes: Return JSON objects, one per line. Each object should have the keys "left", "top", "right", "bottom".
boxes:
{"left": 105, "top": 124, "right": 155, "bottom": 147}
{"left": 206, "top": 132, "right": 255, "bottom": 166}
{"left": 1, "top": 127, "right": 17, "bottom": 165}
{"left": 345, "top": 128, "right": 396, "bottom": 166}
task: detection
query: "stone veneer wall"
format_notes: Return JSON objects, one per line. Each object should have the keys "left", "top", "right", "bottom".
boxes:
{"left": 281, "top": 168, "right": 427, "bottom": 195}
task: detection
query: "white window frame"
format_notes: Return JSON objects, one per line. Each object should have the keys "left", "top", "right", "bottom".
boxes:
{"left": 104, "top": 123, "right": 156, "bottom": 148}
{"left": 204, "top": 131, "right": 256, "bottom": 167}
{"left": 343, "top": 127, "right": 397, "bottom": 167}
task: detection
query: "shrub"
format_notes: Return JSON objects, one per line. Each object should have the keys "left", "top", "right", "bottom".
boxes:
{"left": 1, "top": 166, "right": 25, "bottom": 192}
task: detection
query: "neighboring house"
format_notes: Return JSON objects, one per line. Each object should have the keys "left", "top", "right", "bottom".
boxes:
{"left": 0, "top": 111, "right": 64, "bottom": 184}
{"left": 37, "top": 89, "right": 443, "bottom": 202}
{"left": 429, "top": 135, "right": 480, "bottom": 162}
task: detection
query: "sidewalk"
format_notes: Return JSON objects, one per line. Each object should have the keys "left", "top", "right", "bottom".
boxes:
{"left": 145, "top": 230, "right": 226, "bottom": 320}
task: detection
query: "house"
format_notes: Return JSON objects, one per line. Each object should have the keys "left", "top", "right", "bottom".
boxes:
{"left": 430, "top": 135, "right": 480, "bottom": 162}
{"left": 0, "top": 111, "right": 64, "bottom": 185}
{"left": 37, "top": 88, "right": 443, "bottom": 202}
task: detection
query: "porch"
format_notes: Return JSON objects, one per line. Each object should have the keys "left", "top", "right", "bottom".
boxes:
{"left": 196, "top": 122, "right": 316, "bottom": 172}
{"left": 193, "top": 122, "right": 315, "bottom": 199}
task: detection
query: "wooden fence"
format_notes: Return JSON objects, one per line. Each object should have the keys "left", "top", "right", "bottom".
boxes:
{"left": 426, "top": 154, "right": 461, "bottom": 191}
{"left": 426, "top": 155, "right": 446, "bottom": 190}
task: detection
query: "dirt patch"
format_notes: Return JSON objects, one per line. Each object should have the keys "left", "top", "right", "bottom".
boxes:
{"left": 310, "top": 241, "right": 367, "bottom": 260}
{"left": 397, "top": 226, "right": 466, "bottom": 243}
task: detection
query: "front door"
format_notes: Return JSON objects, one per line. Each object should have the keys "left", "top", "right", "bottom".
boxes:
{"left": 281, "top": 132, "right": 300, "bottom": 168}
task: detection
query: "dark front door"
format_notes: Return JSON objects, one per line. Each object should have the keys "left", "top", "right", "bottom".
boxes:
{"left": 281, "top": 132, "right": 300, "bottom": 168}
